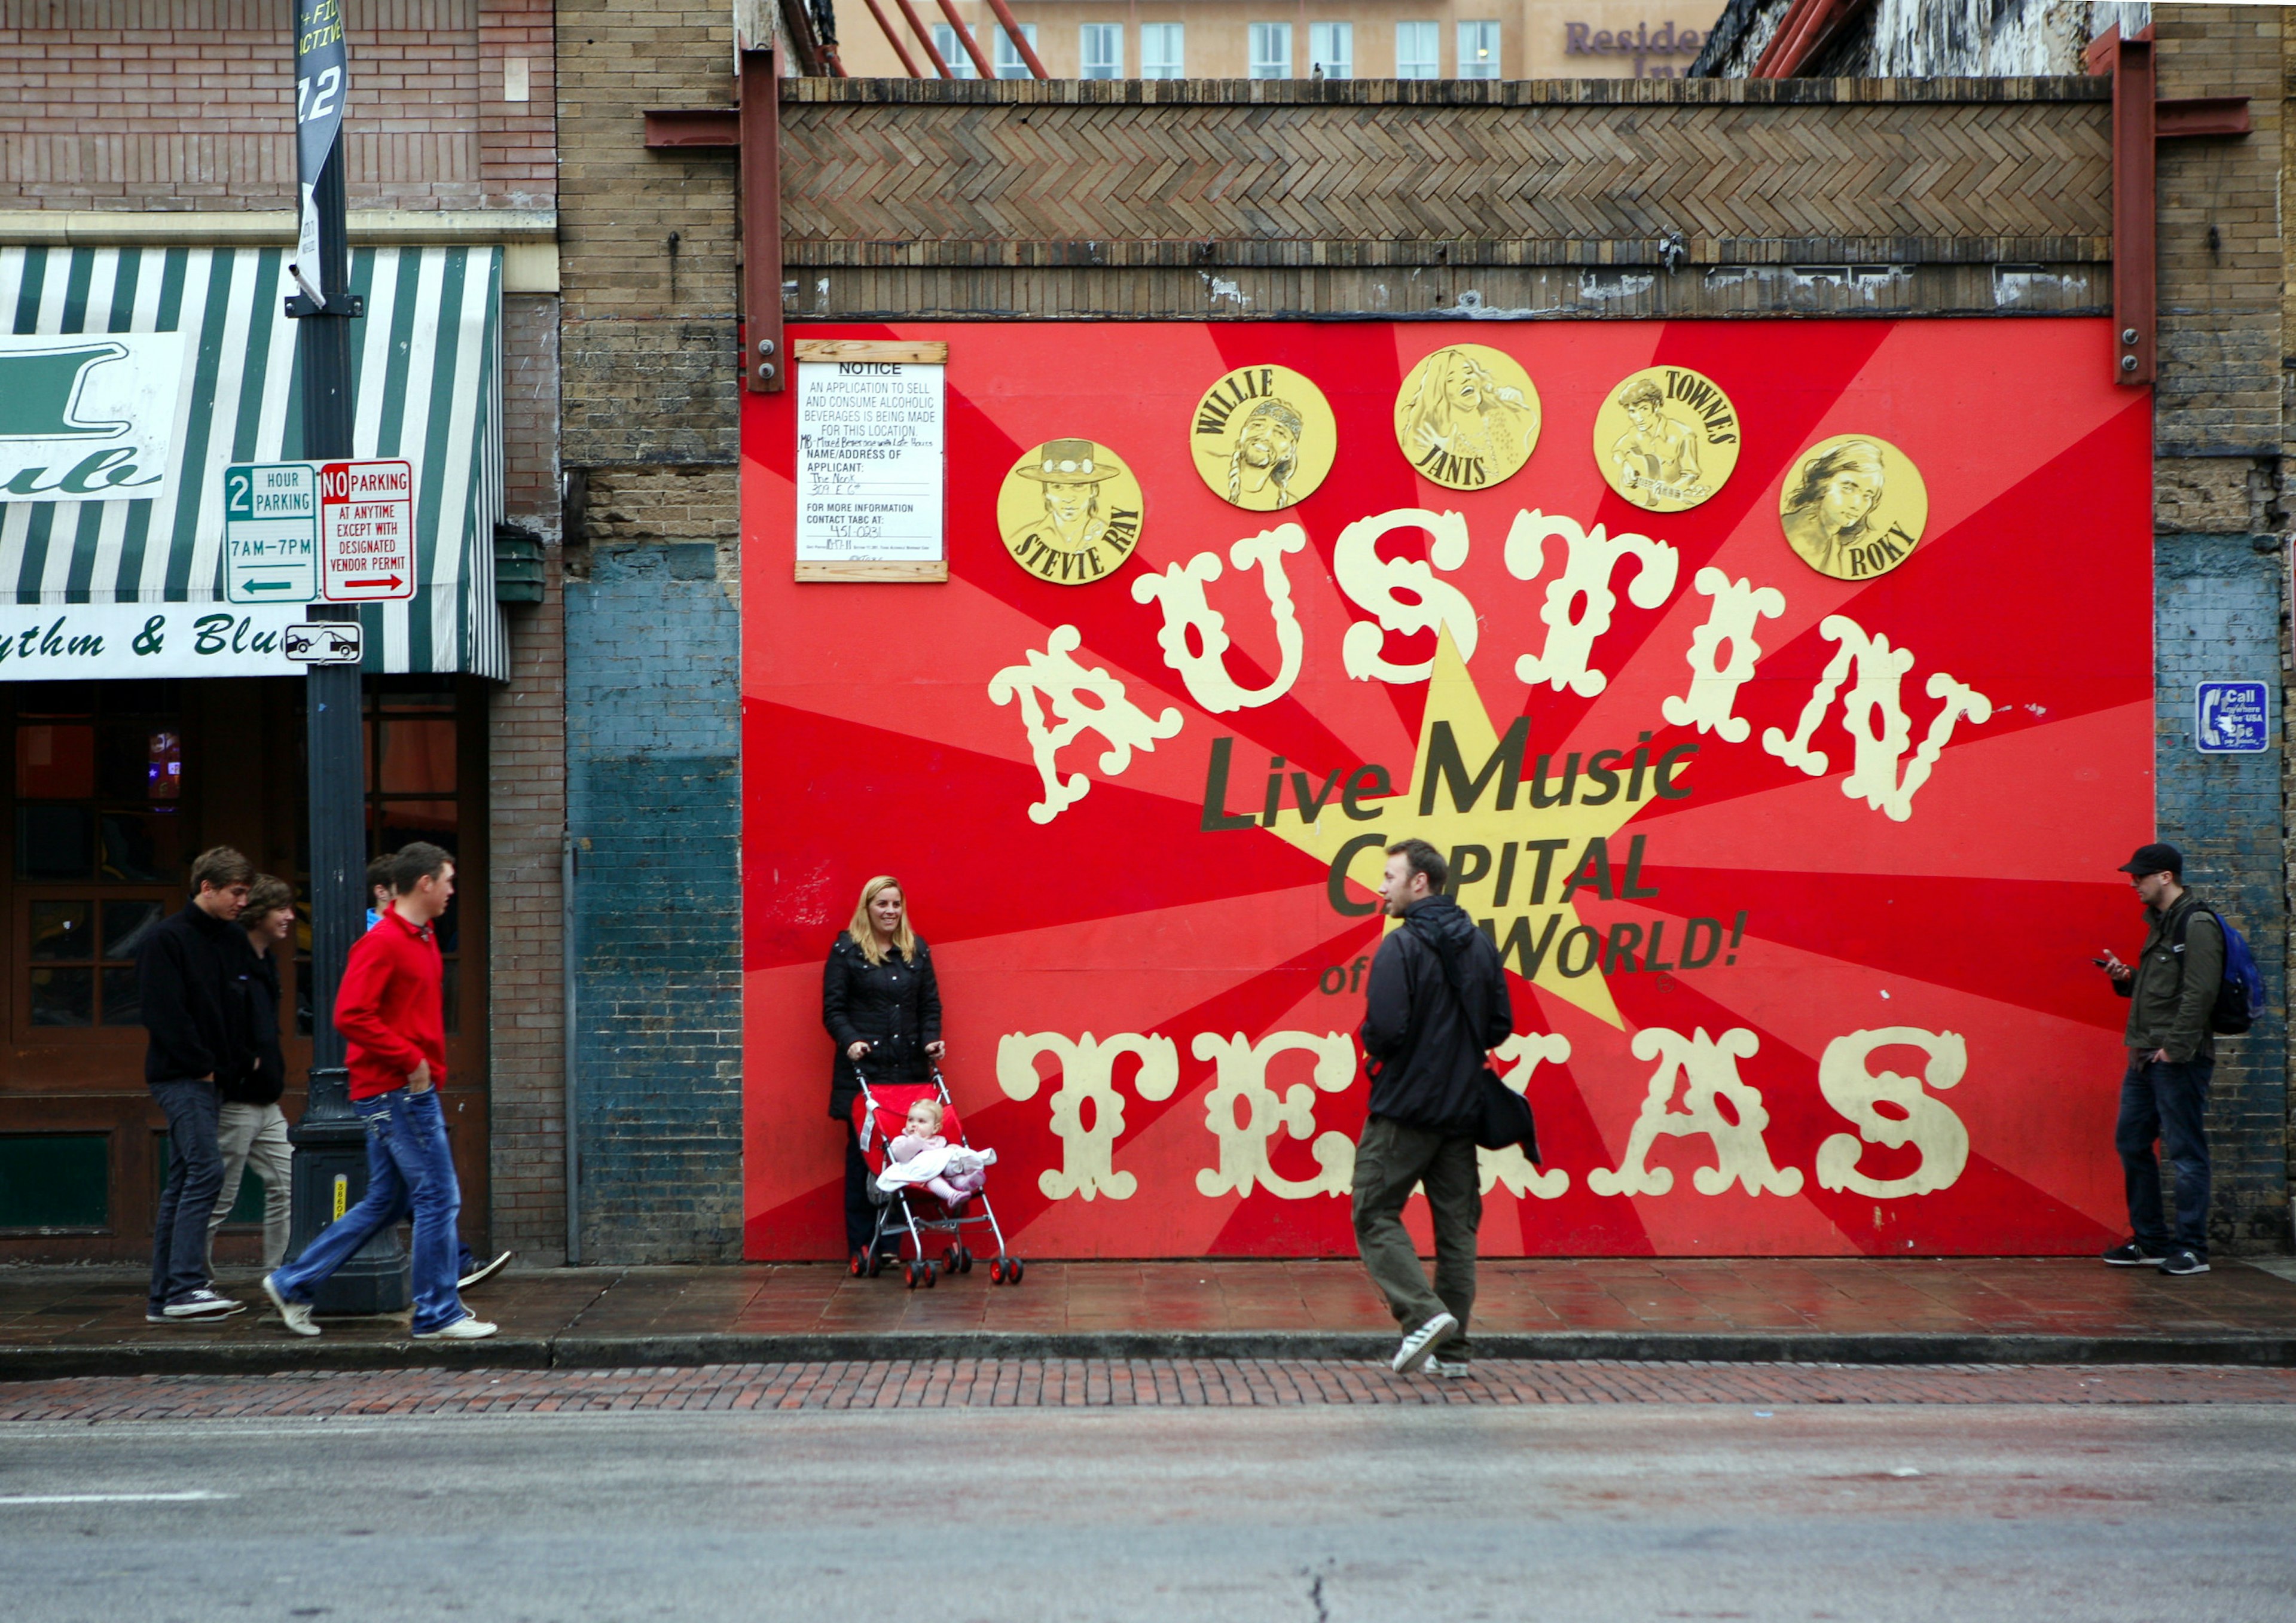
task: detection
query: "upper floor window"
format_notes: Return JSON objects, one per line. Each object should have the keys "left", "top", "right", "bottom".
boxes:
{"left": 1141, "top": 22, "right": 1184, "bottom": 78}
{"left": 1080, "top": 22, "right": 1122, "bottom": 79}
{"left": 1250, "top": 22, "right": 1293, "bottom": 79}
{"left": 1396, "top": 20, "right": 1440, "bottom": 79}
{"left": 1458, "top": 19, "right": 1501, "bottom": 79}
{"left": 1309, "top": 22, "right": 1352, "bottom": 80}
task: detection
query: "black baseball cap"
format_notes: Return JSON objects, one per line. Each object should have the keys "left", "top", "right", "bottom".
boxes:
{"left": 2118, "top": 842, "right": 2183, "bottom": 877}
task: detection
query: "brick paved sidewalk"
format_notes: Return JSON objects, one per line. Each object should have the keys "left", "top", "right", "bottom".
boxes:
{"left": 4, "top": 1256, "right": 2294, "bottom": 1377}
{"left": 6, "top": 1360, "right": 2296, "bottom": 1420}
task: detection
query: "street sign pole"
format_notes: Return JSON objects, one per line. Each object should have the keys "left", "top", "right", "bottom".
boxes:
{"left": 282, "top": 0, "right": 406, "bottom": 1314}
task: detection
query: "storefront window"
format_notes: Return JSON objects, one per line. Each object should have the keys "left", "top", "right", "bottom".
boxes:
{"left": 294, "top": 678, "right": 464, "bottom": 1035}
{"left": 10, "top": 683, "right": 182, "bottom": 1036}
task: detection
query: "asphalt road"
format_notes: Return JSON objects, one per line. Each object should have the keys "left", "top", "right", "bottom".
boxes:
{"left": 4, "top": 1399, "right": 2293, "bottom": 1622}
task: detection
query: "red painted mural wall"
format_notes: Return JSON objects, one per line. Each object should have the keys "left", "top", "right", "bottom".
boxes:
{"left": 741, "top": 318, "right": 2151, "bottom": 1259}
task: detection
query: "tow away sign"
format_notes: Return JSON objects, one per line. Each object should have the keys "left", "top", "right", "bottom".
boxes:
{"left": 223, "top": 462, "right": 318, "bottom": 604}
{"left": 319, "top": 459, "right": 417, "bottom": 602}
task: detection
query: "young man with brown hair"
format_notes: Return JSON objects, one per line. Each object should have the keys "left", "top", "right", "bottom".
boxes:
{"left": 1352, "top": 837, "right": 1513, "bottom": 1377}
{"left": 204, "top": 872, "right": 296, "bottom": 1279}
{"left": 263, "top": 843, "right": 494, "bottom": 1340}
{"left": 141, "top": 846, "right": 258, "bottom": 1323}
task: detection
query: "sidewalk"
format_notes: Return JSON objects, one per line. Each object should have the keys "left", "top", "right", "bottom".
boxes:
{"left": 5, "top": 1257, "right": 2294, "bottom": 1378}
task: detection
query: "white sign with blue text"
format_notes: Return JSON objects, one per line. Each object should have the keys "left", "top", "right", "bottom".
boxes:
{"left": 224, "top": 462, "right": 320, "bottom": 604}
{"left": 2196, "top": 681, "right": 2271, "bottom": 754}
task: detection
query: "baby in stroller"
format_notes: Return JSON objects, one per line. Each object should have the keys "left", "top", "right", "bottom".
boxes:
{"left": 881, "top": 1099, "right": 990, "bottom": 1212}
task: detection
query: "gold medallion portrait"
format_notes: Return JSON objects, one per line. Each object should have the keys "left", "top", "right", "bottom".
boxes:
{"left": 1392, "top": 344, "right": 1542, "bottom": 490}
{"left": 1593, "top": 365, "right": 1743, "bottom": 512}
{"left": 1778, "top": 434, "right": 1929, "bottom": 581}
{"left": 997, "top": 438, "right": 1145, "bottom": 585}
{"left": 1189, "top": 365, "right": 1336, "bottom": 511}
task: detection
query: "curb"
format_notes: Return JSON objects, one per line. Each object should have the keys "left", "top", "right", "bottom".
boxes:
{"left": 6, "top": 1328, "right": 2295, "bottom": 1379}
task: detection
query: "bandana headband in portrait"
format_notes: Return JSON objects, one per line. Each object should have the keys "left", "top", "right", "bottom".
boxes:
{"left": 1015, "top": 438, "right": 1126, "bottom": 483}
{"left": 1239, "top": 398, "right": 1304, "bottom": 442}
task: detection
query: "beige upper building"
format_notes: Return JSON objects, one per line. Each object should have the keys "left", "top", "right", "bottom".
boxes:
{"left": 836, "top": 1, "right": 1727, "bottom": 81}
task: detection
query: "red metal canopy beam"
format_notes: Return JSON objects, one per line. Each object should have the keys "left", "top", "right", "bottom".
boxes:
{"left": 933, "top": 0, "right": 996, "bottom": 78}
{"left": 858, "top": 0, "right": 924, "bottom": 77}
{"left": 981, "top": 0, "right": 1051, "bottom": 79}
{"left": 644, "top": 108, "right": 739, "bottom": 149}
{"left": 2155, "top": 95, "right": 2251, "bottom": 139}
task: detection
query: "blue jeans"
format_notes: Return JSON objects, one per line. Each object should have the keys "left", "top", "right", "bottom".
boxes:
{"left": 2116, "top": 1056, "right": 2214, "bottom": 1258}
{"left": 271, "top": 1087, "right": 468, "bottom": 1333}
{"left": 148, "top": 1079, "right": 224, "bottom": 1311}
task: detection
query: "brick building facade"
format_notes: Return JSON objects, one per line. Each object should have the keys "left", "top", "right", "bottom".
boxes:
{"left": 1, "top": 1, "right": 2286, "bottom": 1265}
{"left": 0, "top": 1, "right": 571, "bottom": 1264}
{"left": 604, "top": 3, "right": 2288, "bottom": 1259}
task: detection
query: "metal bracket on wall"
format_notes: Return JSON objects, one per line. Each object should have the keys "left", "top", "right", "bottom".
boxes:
{"left": 638, "top": 56, "right": 784, "bottom": 392}
{"left": 2091, "top": 26, "right": 2252, "bottom": 388}
{"left": 740, "top": 47, "right": 785, "bottom": 393}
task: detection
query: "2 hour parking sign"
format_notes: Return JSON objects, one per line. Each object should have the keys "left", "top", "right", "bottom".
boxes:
{"left": 318, "top": 458, "right": 417, "bottom": 602}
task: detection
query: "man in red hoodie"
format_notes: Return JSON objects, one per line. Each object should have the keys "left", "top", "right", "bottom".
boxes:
{"left": 261, "top": 843, "right": 494, "bottom": 1340}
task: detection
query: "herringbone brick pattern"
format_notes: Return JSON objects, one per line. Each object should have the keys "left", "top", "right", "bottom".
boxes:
{"left": 779, "top": 94, "right": 2110, "bottom": 267}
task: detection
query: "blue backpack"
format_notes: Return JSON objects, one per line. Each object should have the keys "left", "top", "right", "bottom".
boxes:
{"left": 2175, "top": 906, "right": 2266, "bottom": 1035}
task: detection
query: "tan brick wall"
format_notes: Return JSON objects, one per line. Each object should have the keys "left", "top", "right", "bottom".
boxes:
{"left": 2153, "top": 7, "right": 2282, "bottom": 470}
{"left": 0, "top": 0, "right": 555, "bottom": 212}
{"left": 558, "top": 0, "right": 740, "bottom": 469}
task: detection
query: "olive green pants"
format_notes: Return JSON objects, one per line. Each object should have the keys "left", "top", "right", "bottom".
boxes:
{"left": 1350, "top": 1115, "right": 1479, "bottom": 1360}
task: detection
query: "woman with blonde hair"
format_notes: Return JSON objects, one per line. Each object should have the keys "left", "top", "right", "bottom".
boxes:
{"left": 1399, "top": 347, "right": 1537, "bottom": 482}
{"left": 822, "top": 876, "right": 945, "bottom": 1265}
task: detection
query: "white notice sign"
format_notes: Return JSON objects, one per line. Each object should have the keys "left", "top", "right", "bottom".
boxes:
{"left": 795, "top": 359, "right": 945, "bottom": 571}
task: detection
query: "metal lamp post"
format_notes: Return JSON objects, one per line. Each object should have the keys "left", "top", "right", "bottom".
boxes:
{"left": 280, "top": 0, "right": 407, "bottom": 1314}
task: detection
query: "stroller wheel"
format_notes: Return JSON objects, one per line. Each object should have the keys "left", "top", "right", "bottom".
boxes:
{"left": 942, "top": 1244, "right": 959, "bottom": 1273}
{"left": 958, "top": 1247, "right": 973, "bottom": 1275}
{"left": 902, "top": 1260, "right": 918, "bottom": 1289}
{"left": 866, "top": 1251, "right": 885, "bottom": 1278}
{"left": 923, "top": 1259, "right": 938, "bottom": 1289}
{"left": 1008, "top": 1258, "right": 1025, "bottom": 1286}
{"left": 848, "top": 1250, "right": 867, "bottom": 1278}
{"left": 988, "top": 1257, "right": 1006, "bottom": 1285}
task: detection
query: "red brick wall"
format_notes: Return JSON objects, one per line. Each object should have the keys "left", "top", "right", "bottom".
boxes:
{"left": 0, "top": 0, "right": 555, "bottom": 211}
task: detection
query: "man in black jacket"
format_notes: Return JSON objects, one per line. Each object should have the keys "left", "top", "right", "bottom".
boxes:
{"left": 141, "top": 846, "right": 257, "bottom": 1322}
{"left": 1353, "top": 838, "right": 1513, "bottom": 1376}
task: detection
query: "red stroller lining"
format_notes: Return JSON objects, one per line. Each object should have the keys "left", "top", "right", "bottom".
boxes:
{"left": 851, "top": 1083, "right": 969, "bottom": 1172}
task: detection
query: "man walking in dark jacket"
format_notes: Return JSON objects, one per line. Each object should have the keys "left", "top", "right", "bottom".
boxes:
{"left": 141, "top": 846, "right": 257, "bottom": 1323}
{"left": 2099, "top": 841, "right": 2225, "bottom": 1277}
{"left": 1354, "top": 838, "right": 1513, "bottom": 1376}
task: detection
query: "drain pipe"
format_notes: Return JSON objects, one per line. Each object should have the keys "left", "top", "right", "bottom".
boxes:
{"left": 562, "top": 825, "right": 581, "bottom": 1265}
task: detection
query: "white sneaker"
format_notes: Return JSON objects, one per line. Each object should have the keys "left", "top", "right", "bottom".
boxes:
{"left": 1390, "top": 1311, "right": 1458, "bottom": 1374}
{"left": 411, "top": 1313, "right": 498, "bottom": 1341}
{"left": 458, "top": 1250, "right": 514, "bottom": 1291}
{"left": 158, "top": 1289, "right": 244, "bottom": 1320}
{"left": 1424, "top": 1354, "right": 1473, "bottom": 1380}
{"left": 262, "top": 1272, "right": 319, "bottom": 1338}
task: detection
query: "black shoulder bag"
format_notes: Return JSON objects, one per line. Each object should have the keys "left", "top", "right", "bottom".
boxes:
{"left": 1421, "top": 934, "right": 1541, "bottom": 1160}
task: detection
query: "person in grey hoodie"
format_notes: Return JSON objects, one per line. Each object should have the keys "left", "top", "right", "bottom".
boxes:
{"left": 1353, "top": 838, "right": 1513, "bottom": 1377}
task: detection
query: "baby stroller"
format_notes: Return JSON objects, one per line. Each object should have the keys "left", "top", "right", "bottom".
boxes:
{"left": 850, "top": 1064, "right": 1024, "bottom": 1288}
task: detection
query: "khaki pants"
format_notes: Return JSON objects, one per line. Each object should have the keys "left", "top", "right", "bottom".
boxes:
{"left": 1350, "top": 1115, "right": 1479, "bottom": 1360}
{"left": 206, "top": 1101, "right": 292, "bottom": 1274}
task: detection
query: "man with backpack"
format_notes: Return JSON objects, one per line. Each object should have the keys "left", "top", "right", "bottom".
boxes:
{"left": 1352, "top": 838, "right": 1514, "bottom": 1377}
{"left": 2098, "top": 841, "right": 2251, "bottom": 1277}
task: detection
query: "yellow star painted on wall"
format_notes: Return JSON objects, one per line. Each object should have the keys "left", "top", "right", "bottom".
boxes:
{"left": 1271, "top": 630, "right": 1668, "bottom": 1030}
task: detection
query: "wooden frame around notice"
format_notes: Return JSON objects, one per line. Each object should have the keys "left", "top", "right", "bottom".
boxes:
{"left": 792, "top": 338, "right": 950, "bottom": 582}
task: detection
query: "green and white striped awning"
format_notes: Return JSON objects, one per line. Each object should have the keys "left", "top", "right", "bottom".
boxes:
{"left": 0, "top": 244, "right": 507, "bottom": 679}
